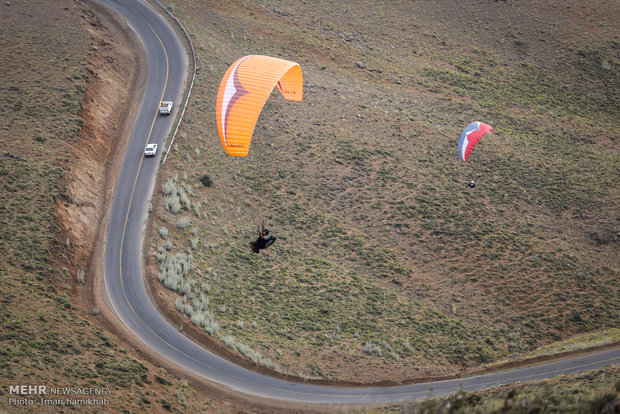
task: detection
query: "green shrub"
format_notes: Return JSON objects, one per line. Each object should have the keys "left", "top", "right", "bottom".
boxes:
{"left": 199, "top": 174, "right": 213, "bottom": 187}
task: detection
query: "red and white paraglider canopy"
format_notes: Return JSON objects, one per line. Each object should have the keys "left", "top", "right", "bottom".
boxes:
{"left": 458, "top": 121, "right": 493, "bottom": 162}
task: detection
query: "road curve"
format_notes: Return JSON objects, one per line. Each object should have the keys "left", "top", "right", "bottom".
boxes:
{"left": 100, "top": 0, "right": 620, "bottom": 406}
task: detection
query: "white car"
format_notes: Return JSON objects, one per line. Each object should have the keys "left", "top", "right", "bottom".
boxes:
{"left": 159, "top": 101, "right": 173, "bottom": 115}
{"left": 144, "top": 143, "right": 158, "bottom": 157}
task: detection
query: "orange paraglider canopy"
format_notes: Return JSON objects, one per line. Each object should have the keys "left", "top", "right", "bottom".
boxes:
{"left": 216, "top": 55, "right": 303, "bottom": 157}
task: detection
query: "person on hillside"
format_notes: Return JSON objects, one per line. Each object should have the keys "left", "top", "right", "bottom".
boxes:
{"left": 252, "top": 224, "right": 276, "bottom": 253}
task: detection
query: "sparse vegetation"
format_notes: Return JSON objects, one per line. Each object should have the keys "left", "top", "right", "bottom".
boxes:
{"left": 150, "top": 0, "right": 619, "bottom": 385}
{"left": 2, "top": 0, "right": 617, "bottom": 411}
{"left": 385, "top": 366, "right": 620, "bottom": 414}
{"left": 0, "top": 1, "right": 212, "bottom": 412}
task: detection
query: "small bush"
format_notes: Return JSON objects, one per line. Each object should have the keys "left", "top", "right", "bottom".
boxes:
{"left": 204, "top": 318, "right": 220, "bottom": 334}
{"left": 76, "top": 269, "right": 85, "bottom": 285}
{"left": 174, "top": 389, "right": 185, "bottom": 404}
{"left": 223, "top": 335, "right": 236, "bottom": 349}
{"left": 190, "top": 238, "right": 199, "bottom": 249}
{"left": 179, "top": 281, "right": 191, "bottom": 296}
{"left": 178, "top": 187, "right": 191, "bottom": 210}
{"left": 374, "top": 345, "right": 383, "bottom": 357}
{"left": 199, "top": 174, "right": 213, "bottom": 187}
{"left": 164, "top": 195, "right": 181, "bottom": 214}
{"left": 176, "top": 216, "right": 190, "bottom": 229}
{"left": 154, "top": 251, "right": 166, "bottom": 262}
{"left": 192, "top": 293, "right": 210, "bottom": 312}
{"left": 162, "top": 178, "right": 177, "bottom": 196}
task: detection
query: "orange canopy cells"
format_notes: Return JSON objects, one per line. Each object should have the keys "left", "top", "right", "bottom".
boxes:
{"left": 216, "top": 55, "right": 303, "bottom": 157}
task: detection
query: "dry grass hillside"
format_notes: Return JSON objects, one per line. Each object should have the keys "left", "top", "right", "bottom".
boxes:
{"left": 149, "top": 0, "right": 619, "bottom": 383}
{"left": 0, "top": 0, "right": 618, "bottom": 412}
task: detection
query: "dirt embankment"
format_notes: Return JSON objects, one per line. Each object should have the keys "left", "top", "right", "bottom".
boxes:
{"left": 57, "top": 1, "right": 145, "bottom": 317}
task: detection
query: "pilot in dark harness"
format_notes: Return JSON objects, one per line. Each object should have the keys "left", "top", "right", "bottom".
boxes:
{"left": 252, "top": 224, "right": 276, "bottom": 253}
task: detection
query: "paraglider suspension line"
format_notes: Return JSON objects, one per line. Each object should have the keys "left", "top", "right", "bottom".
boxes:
{"left": 255, "top": 130, "right": 273, "bottom": 226}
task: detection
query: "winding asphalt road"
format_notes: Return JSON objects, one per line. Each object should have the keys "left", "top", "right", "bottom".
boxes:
{"left": 100, "top": 0, "right": 620, "bottom": 406}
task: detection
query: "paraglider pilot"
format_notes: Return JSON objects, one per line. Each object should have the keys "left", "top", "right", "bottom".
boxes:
{"left": 252, "top": 223, "right": 276, "bottom": 253}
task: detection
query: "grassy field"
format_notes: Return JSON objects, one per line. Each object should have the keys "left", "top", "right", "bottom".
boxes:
{"left": 149, "top": 0, "right": 619, "bottom": 382}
